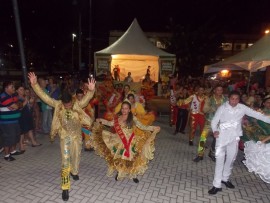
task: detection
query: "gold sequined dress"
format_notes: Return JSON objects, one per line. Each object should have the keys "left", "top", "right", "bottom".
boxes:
{"left": 92, "top": 116, "right": 157, "bottom": 180}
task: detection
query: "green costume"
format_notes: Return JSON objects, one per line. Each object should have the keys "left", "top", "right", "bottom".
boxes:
{"left": 197, "top": 95, "right": 227, "bottom": 157}
{"left": 242, "top": 108, "right": 270, "bottom": 142}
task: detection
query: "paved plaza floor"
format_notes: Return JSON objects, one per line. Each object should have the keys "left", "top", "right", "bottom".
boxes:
{"left": 1, "top": 115, "right": 270, "bottom": 203}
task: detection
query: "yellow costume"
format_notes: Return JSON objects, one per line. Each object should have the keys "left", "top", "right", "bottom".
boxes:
{"left": 82, "top": 102, "right": 94, "bottom": 150}
{"left": 114, "top": 102, "right": 155, "bottom": 125}
{"left": 31, "top": 83, "right": 94, "bottom": 190}
{"left": 92, "top": 116, "right": 157, "bottom": 180}
{"left": 82, "top": 96, "right": 99, "bottom": 150}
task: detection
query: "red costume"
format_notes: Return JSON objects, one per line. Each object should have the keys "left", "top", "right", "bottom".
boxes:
{"left": 179, "top": 94, "right": 206, "bottom": 144}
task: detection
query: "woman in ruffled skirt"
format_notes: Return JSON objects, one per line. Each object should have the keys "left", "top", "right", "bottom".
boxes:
{"left": 243, "top": 135, "right": 270, "bottom": 183}
{"left": 242, "top": 95, "right": 270, "bottom": 184}
{"left": 92, "top": 101, "right": 160, "bottom": 183}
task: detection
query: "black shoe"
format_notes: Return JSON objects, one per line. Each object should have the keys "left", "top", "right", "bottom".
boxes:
{"left": 173, "top": 131, "right": 178, "bottom": 135}
{"left": 10, "top": 151, "right": 22, "bottom": 155}
{"left": 62, "top": 190, "right": 69, "bottom": 201}
{"left": 4, "top": 156, "right": 16, "bottom": 161}
{"left": 84, "top": 148, "right": 94, "bottom": 152}
{"left": 133, "top": 178, "right": 139, "bottom": 183}
{"left": 208, "top": 186, "right": 222, "bottom": 195}
{"left": 208, "top": 152, "right": 216, "bottom": 162}
{"left": 179, "top": 130, "right": 185, "bottom": 134}
{"left": 193, "top": 156, "right": 203, "bottom": 162}
{"left": 189, "top": 141, "right": 193, "bottom": 146}
{"left": 115, "top": 173, "right": 118, "bottom": 181}
{"left": 70, "top": 173, "right": 79, "bottom": 181}
{"left": 32, "top": 144, "right": 42, "bottom": 147}
{"left": 221, "top": 180, "right": 235, "bottom": 189}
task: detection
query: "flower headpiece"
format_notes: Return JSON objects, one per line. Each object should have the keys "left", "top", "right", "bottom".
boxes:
{"left": 123, "top": 98, "right": 131, "bottom": 105}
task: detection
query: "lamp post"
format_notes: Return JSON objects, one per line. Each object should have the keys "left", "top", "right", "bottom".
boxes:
{"left": 89, "top": 0, "right": 93, "bottom": 76}
{"left": 72, "top": 33, "right": 76, "bottom": 71}
{"left": 12, "top": 0, "right": 28, "bottom": 87}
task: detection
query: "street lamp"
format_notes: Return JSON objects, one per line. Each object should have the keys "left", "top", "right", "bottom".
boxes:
{"left": 72, "top": 33, "right": 76, "bottom": 41}
{"left": 72, "top": 33, "right": 77, "bottom": 71}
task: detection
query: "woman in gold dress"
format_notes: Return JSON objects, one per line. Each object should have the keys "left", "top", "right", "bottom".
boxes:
{"left": 93, "top": 101, "right": 160, "bottom": 183}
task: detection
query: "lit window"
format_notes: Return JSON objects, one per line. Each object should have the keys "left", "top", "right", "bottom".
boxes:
{"left": 234, "top": 43, "right": 246, "bottom": 51}
{"left": 221, "top": 43, "right": 232, "bottom": 51}
{"left": 156, "top": 41, "right": 166, "bottom": 49}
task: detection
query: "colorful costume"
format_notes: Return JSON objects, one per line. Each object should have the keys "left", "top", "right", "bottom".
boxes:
{"left": 242, "top": 99, "right": 270, "bottom": 183}
{"left": 180, "top": 94, "right": 206, "bottom": 143}
{"left": 242, "top": 108, "right": 270, "bottom": 142}
{"left": 103, "top": 93, "right": 122, "bottom": 121}
{"left": 113, "top": 66, "right": 120, "bottom": 81}
{"left": 243, "top": 140, "right": 270, "bottom": 183}
{"left": 98, "top": 78, "right": 114, "bottom": 108}
{"left": 82, "top": 96, "right": 99, "bottom": 150}
{"left": 197, "top": 95, "right": 227, "bottom": 157}
{"left": 31, "top": 83, "right": 94, "bottom": 190}
{"left": 211, "top": 102, "right": 270, "bottom": 189}
{"left": 140, "top": 81, "right": 155, "bottom": 102}
{"left": 92, "top": 116, "right": 157, "bottom": 180}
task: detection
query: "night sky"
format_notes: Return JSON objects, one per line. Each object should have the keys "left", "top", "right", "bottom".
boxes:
{"left": 1, "top": 0, "right": 270, "bottom": 71}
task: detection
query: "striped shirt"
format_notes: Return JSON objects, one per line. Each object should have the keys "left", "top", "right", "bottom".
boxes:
{"left": 0, "top": 92, "right": 21, "bottom": 124}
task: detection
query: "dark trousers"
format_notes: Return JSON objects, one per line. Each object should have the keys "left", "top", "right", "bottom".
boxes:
{"left": 175, "top": 108, "right": 188, "bottom": 132}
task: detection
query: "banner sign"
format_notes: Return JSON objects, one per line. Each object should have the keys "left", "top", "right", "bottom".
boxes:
{"left": 96, "top": 58, "right": 111, "bottom": 76}
{"left": 160, "top": 60, "right": 174, "bottom": 75}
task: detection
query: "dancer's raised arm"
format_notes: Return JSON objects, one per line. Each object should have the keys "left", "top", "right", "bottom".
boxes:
{"left": 28, "top": 72, "right": 37, "bottom": 85}
{"left": 78, "top": 77, "right": 96, "bottom": 108}
{"left": 28, "top": 72, "right": 56, "bottom": 108}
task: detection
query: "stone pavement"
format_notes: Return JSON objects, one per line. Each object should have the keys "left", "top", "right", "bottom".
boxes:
{"left": 1, "top": 116, "right": 270, "bottom": 203}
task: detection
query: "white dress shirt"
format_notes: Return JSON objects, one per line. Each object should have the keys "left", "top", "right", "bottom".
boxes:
{"left": 211, "top": 102, "right": 270, "bottom": 146}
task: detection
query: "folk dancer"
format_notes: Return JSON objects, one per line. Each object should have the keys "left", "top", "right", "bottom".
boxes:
{"left": 208, "top": 91, "right": 270, "bottom": 195}
{"left": 179, "top": 87, "right": 206, "bottom": 145}
{"left": 93, "top": 101, "right": 160, "bottom": 183}
{"left": 28, "top": 72, "right": 96, "bottom": 201}
{"left": 193, "top": 85, "right": 226, "bottom": 162}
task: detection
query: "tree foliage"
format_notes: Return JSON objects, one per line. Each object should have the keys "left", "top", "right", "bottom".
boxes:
{"left": 166, "top": 18, "right": 223, "bottom": 77}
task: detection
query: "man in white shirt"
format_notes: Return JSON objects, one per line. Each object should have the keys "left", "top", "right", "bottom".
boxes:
{"left": 209, "top": 91, "right": 270, "bottom": 195}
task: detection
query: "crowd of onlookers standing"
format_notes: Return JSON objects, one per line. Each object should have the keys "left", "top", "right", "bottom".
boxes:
{"left": 1, "top": 71, "right": 270, "bottom": 165}
{"left": 0, "top": 75, "right": 85, "bottom": 163}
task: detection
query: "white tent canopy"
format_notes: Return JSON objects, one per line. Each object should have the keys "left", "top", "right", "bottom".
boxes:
{"left": 94, "top": 18, "right": 175, "bottom": 82}
{"left": 204, "top": 34, "right": 270, "bottom": 73}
